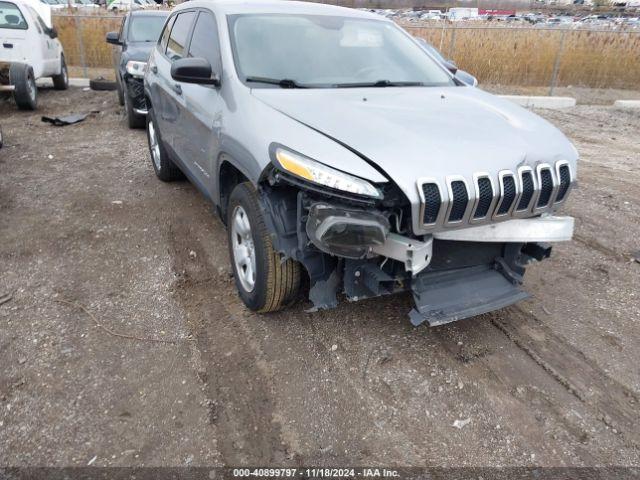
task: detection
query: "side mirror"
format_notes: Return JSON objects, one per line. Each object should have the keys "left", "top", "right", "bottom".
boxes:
{"left": 455, "top": 69, "right": 478, "bottom": 87}
{"left": 48, "top": 27, "right": 58, "bottom": 39}
{"left": 171, "top": 57, "right": 220, "bottom": 86}
{"left": 442, "top": 60, "right": 458, "bottom": 75}
{"left": 106, "top": 31, "right": 121, "bottom": 45}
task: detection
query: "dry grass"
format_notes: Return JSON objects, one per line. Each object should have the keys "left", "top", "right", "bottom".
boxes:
{"left": 405, "top": 25, "right": 640, "bottom": 89}
{"left": 52, "top": 13, "right": 640, "bottom": 89}
{"left": 53, "top": 14, "right": 123, "bottom": 68}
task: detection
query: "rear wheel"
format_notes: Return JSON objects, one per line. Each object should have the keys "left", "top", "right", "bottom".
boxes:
{"left": 10, "top": 63, "right": 37, "bottom": 111}
{"left": 146, "top": 107, "right": 181, "bottom": 181}
{"left": 228, "top": 182, "right": 301, "bottom": 313}
{"left": 52, "top": 55, "right": 69, "bottom": 90}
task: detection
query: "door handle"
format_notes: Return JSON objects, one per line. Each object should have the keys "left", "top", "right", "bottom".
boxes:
{"left": 150, "top": 65, "right": 157, "bottom": 74}
{"left": 172, "top": 83, "right": 182, "bottom": 95}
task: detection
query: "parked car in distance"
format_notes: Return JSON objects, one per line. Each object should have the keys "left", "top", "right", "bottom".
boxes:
{"left": 39, "top": 0, "right": 64, "bottom": 10}
{"left": 145, "top": 0, "right": 578, "bottom": 327}
{"left": 0, "top": 0, "right": 68, "bottom": 109}
{"left": 106, "top": 10, "right": 167, "bottom": 128}
{"left": 71, "top": 0, "right": 99, "bottom": 9}
{"left": 107, "top": 0, "right": 147, "bottom": 12}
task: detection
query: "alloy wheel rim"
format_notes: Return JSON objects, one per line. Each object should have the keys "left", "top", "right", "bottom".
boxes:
{"left": 148, "top": 120, "right": 161, "bottom": 170}
{"left": 231, "top": 205, "right": 256, "bottom": 292}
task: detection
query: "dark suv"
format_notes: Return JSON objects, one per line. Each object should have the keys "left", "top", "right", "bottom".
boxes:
{"left": 106, "top": 10, "right": 167, "bottom": 128}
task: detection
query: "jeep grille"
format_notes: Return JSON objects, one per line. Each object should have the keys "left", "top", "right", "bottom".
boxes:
{"left": 417, "top": 160, "right": 573, "bottom": 231}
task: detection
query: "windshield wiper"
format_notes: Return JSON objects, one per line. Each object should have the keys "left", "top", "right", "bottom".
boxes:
{"left": 245, "top": 76, "right": 308, "bottom": 89}
{"left": 333, "top": 80, "right": 426, "bottom": 88}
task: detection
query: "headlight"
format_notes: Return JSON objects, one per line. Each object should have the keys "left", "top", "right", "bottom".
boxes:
{"left": 126, "top": 60, "right": 147, "bottom": 77}
{"left": 274, "top": 147, "right": 382, "bottom": 199}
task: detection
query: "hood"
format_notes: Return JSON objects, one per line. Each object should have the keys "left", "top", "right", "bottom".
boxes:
{"left": 251, "top": 86, "right": 578, "bottom": 201}
{"left": 123, "top": 42, "right": 155, "bottom": 62}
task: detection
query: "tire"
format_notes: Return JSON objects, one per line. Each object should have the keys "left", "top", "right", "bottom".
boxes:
{"left": 116, "top": 75, "right": 125, "bottom": 106}
{"left": 228, "top": 182, "right": 301, "bottom": 313}
{"left": 89, "top": 77, "right": 117, "bottom": 91}
{"left": 146, "top": 107, "right": 181, "bottom": 182}
{"left": 9, "top": 63, "right": 37, "bottom": 111}
{"left": 52, "top": 55, "right": 69, "bottom": 90}
{"left": 124, "top": 86, "right": 145, "bottom": 129}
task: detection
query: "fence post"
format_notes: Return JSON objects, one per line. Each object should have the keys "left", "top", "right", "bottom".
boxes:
{"left": 549, "top": 30, "right": 567, "bottom": 96}
{"left": 448, "top": 24, "right": 457, "bottom": 59}
{"left": 74, "top": 15, "right": 88, "bottom": 79}
{"left": 438, "top": 21, "right": 446, "bottom": 53}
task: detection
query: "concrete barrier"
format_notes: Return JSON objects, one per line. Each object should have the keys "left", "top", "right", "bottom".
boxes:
{"left": 499, "top": 95, "right": 577, "bottom": 109}
{"left": 614, "top": 100, "right": 640, "bottom": 110}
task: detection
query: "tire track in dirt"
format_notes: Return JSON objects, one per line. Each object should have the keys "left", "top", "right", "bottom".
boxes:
{"left": 166, "top": 217, "right": 294, "bottom": 465}
{"left": 491, "top": 307, "right": 640, "bottom": 448}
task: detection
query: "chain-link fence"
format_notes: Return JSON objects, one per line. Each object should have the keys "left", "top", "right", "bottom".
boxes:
{"left": 404, "top": 24, "right": 640, "bottom": 92}
{"left": 53, "top": 14, "right": 640, "bottom": 91}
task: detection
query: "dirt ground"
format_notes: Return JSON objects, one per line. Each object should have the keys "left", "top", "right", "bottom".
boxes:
{"left": 0, "top": 87, "right": 639, "bottom": 468}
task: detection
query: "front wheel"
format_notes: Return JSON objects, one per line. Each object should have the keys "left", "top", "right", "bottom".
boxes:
{"left": 124, "top": 87, "right": 145, "bottom": 129}
{"left": 116, "top": 75, "right": 125, "bottom": 106}
{"left": 52, "top": 55, "right": 69, "bottom": 90}
{"left": 228, "top": 182, "right": 301, "bottom": 313}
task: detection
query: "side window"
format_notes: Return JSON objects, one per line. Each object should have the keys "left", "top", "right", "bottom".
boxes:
{"left": 25, "top": 6, "right": 42, "bottom": 33}
{"left": 165, "top": 11, "right": 195, "bottom": 61}
{"left": 0, "top": 1, "right": 28, "bottom": 30}
{"left": 187, "top": 11, "right": 222, "bottom": 74}
{"left": 159, "top": 14, "right": 176, "bottom": 53}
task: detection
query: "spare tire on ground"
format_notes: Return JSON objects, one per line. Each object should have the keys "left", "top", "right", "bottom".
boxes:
{"left": 89, "top": 77, "right": 117, "bottom": 91}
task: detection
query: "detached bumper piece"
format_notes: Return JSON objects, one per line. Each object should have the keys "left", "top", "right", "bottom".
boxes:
{"left": 409, "top": 265, "right": 529, "bottom": 327}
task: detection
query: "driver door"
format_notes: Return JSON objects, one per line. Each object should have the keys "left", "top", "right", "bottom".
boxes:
{"left": 176, "top": 9, "right": 224, "bottom": 199}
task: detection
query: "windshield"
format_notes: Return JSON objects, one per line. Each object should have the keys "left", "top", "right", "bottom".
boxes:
{"left": 128, "top": 15, "right": 166, "bottom": 42}
{"left": 0, "top": 1, "right": 27, "bottom": 30}
{"left": 228, "top": 14, "right": 454, "bottom": 88}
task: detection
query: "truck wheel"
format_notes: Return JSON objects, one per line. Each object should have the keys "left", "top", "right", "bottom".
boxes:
{"left": 124, "top": 88, "right": 145, "bottom": 129}
{"left": 146, "top": 107, "right": 181, "bottom": 181}
{"left": 10, "top": 63, "right": 37, "bottom": 111}
{"left": 228, "top": 182, "right": 301, "bottom": 313}
{"left": 52, "top": 55, "right": 69, "bottom": 90}
{"left": 116, "top": 75, "right": 125, "bottom": 106}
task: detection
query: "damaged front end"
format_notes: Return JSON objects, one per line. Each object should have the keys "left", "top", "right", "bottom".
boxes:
{"left": 258, "top": 158, "right": 573, "bottom": 327}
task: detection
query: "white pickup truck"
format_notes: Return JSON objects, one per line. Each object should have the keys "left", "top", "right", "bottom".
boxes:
{"left": 0, "top": 0, "right": 68, "bottom": 109}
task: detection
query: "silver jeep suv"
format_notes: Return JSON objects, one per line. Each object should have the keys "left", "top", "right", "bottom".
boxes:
{"left": 144, "top": 0, "right": 577, "bottom": 326}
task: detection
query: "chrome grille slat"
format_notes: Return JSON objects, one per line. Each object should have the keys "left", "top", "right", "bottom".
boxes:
{"left": 421, "top": 183, "right": 441, "bottom": 225}
{"left": 448, "top": 180, "right": 468, "bottom": 222}
{"left": 517, "top": 170, "right": 535, "bottom": 211}
{"left": 537, "top": 168, "right": 554, "bottom": 208}
{"left": 555, "top": 161, "right": 572, "bottom": 203}
{"left": 496, "top": 173, "right": 517, "bottom": 216}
